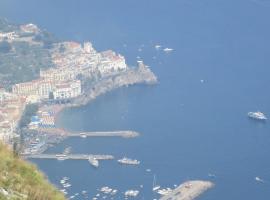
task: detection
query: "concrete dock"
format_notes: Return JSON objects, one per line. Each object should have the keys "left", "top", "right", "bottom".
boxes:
{"left": 26, "top": 154, "right": 114, "bottom": 160}
{"left": 160, "top": 180, "right": 214, "bottom": 200}
{"left": 67, "top": 130, "right": 139, "bottom": 138}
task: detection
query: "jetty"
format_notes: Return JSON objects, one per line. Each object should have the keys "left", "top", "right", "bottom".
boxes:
{"left": 25, "top": 154, "right": 114, "bottom": 160}
{"left": 67, "top": 130, "right": 139, "bottom": 138}
{"left": 160, "top": 180, "right": 214, "bottom": 200}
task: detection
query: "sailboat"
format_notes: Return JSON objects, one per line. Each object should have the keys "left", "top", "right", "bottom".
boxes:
{"left": 152, "top": 175, "right": 161, "bottom": 191}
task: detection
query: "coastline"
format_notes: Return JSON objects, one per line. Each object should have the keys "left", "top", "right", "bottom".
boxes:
{"left": 23, "top": 63, "right": 157, "bottom": 154}
{"left": 44, "top": 63, "right": 157, "bottom": 132}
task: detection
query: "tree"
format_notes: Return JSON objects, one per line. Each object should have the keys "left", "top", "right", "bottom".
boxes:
{"left": 19, "top": 104, "right": 39, "bottom": 128}
{"left": 13, "top": 141, "right": 19, "bottom": 157}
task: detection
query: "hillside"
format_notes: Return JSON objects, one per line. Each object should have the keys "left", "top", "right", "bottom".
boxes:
{"left": 0, "top": 18, "right": 57, "bottom": 89}
{"left": 0, "top": 143, "right": 65, "bottom": 200}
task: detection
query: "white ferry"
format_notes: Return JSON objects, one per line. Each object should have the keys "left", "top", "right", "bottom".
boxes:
{"left": 248, "top": 111, "right": 267, "bottom": 120}
{"left": 117, "top": 157, "right": 140, "bottom": 165}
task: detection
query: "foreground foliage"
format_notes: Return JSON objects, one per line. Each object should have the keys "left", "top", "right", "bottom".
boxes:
{"left": 0, "top": 143, "right": 65, "bottom": 200}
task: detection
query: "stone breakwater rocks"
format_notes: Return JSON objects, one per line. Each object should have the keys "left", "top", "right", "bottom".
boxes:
{"left": 74, "top": 66, "right": 158, "bottom": 106}
{"left": 160, "top": 180, "right": 214, "bottom": 200}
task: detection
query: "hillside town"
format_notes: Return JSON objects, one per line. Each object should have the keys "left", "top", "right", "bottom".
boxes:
{"left": 12, "top": 41, "right": 127, "bottom": 101}
{"left": 0, "top": 23, "right": 156, "bottom": 147}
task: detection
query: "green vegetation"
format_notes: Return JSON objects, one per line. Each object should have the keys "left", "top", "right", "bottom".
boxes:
{"left": 0, "top": 143, "right": 65, "bottom": 200}
{"left": 19, "top": 104, "right": 39, "bottom": 128}
{"left": 33, "top": 31, "right": 58, "bottom": 49}
{"left": 0, "top": 41, "right": 54, "bottom": 89}
{"left": 0, "top": 18, "right": 57, "bottom": 89}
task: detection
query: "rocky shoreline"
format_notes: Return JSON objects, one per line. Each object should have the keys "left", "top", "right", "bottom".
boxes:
{"left": 35, "top": 63, "right": 157, "bottom": 137}
{"left": 20, "top": 62, "right": 157, "bottom": 155}
{"left": 49, "top": 63, "right": 157, "bottom": 121}
{"left": 73, "top": 63, "right": 157, "bottom": 107}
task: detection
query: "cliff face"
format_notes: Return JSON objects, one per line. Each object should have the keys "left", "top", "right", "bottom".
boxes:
{"left": 0, "top": 143, "right": 65, "bottom": 200}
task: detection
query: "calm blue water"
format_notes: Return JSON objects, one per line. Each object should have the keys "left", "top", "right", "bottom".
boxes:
{"left": 1, "top": 0, "right": 270, "bottom": 199}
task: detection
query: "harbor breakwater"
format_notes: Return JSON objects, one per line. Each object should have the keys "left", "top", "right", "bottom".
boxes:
{"left": 24, "top": 64, "right": 155, "bottom": 154}
{"left": 41, "top": 63, "right": 157, "bottom": 124}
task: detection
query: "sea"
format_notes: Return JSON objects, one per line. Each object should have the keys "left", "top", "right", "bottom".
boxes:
{"left": 1, "top": 0, "right": 270, "bottom": 199}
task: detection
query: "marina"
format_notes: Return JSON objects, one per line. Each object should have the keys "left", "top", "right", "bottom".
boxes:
{"left": 20, "top": 130, "right": 140, "bottom": 156}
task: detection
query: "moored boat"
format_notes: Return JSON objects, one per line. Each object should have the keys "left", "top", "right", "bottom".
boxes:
{"left": 117, "top": 157, "right": 140, "bottom": 165}
{"left": 248, "top": 111, "right": 267, "bottom": 120}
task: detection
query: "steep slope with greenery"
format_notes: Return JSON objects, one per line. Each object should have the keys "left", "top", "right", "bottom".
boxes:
{"left": 0, "top": 143, "right": 65, "bottom": 200}
{"left": 0, "top": 18, "right": 57, "bottom": 89}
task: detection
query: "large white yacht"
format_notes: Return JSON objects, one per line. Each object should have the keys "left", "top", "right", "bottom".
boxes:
{"left": 248, "top": 111, "right": 267, "bottom": 120}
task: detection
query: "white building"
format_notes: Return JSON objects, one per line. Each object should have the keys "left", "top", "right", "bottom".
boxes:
{"left": 12, "top": 80, "right": 39, "bottom": 96}
{"left": 0, "top": 88, "right": 18, "bottom": 103}
{"left": 99, "top": 50, "right": 127, "bottom": 74}
{"left": 38, "top": 81, "right": 53, "bottom": 99}
{"left": 12, "top": 79, "right": 54, "bottom": 99}
{"left": 40, "top": 68, "right": 78, "bottom": 82}
{"left": 53, "top": 80, "right": 81, "bottom": 100}
{"left": 84, "top": 42, "right": 96, "bottom": 54}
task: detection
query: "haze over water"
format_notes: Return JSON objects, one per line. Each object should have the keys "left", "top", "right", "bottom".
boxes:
{"left": 1, "top": 0, "right": 270, "bottom": 199}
